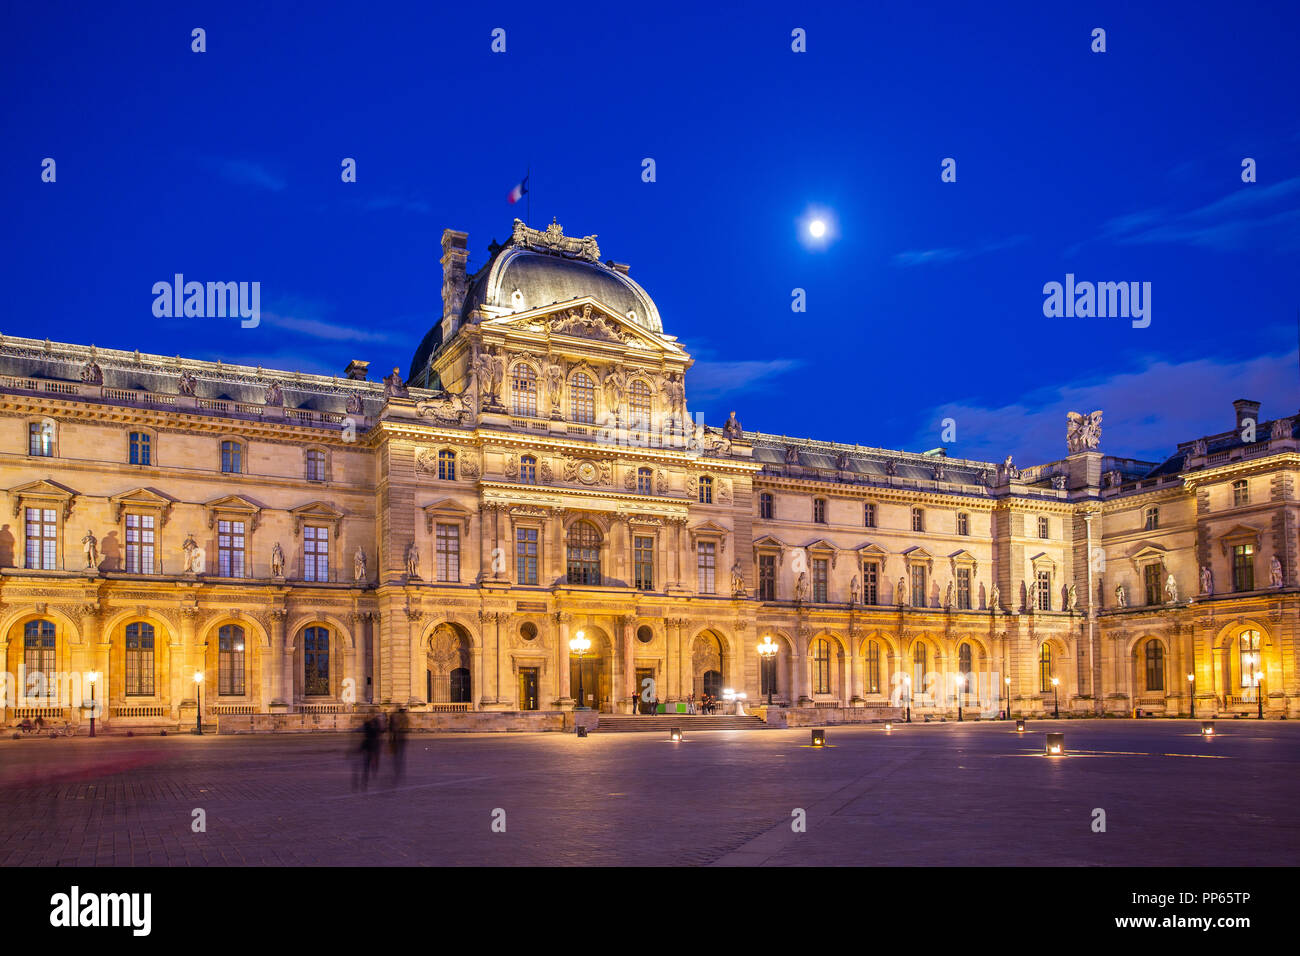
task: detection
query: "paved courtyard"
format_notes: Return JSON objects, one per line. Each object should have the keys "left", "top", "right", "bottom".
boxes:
{"left": 1, "top": 719, "right": 1296, "bottom": 866}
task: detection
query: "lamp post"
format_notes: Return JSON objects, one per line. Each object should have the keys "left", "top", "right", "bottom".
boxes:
{"left": 756, "top": 635, "right": 778, "bottom": 707}
{"left": 903, "top": 674, "right": 912, "bottom": 723}
{"left": 955, "top": 672, "right": 965, "bottom": 722}
{"left": 1252, "top": 653, "right": 1263, "bottom": 719}
{"left": 1051, "top": 676, "right": 1060, "bottom": 719}
{"left": 1187, "top": 672, "right": 1195, "bottom": 718}
{"left": 194, "top": 671, "right": 204, "bottom": 735}
{"left": 569, "top": 631, "right": 591, "bottom": 711}
{"left": 86, "top": 671, "right": 99, "bottom": 738}
{"left": 1004, "top": 676, "right": 1012, "bottom": 721}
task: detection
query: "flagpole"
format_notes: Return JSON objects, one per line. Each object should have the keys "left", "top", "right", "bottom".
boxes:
{"left": 526, "top": 163, "right": 531, "bottom": 225}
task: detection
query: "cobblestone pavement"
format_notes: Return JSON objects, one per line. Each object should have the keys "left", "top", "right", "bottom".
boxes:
{"left": 1, "top": 720, "right": 1295, "bottom": 866}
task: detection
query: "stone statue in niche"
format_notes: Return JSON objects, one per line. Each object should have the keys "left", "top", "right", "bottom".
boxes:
{"left": 896, "top": 576, "right": 907, "bottom": 606}
{"left": 1164, "top": 573, "right": 1178, "bottom": 604}
{"left": 182, "top": 533, "right": 203, "bottom": 573}
{"left": 405, "top": 541, "right": 420, "bottom": 579}
{"left": 795, "top": 571, "right": 809, "bottom": 602}
{"left": 1200, "top": 565, "right": 1213, "bottom": 595}
{"left": 354, "top": 546, "right": 367, "bottom": 583}
{"left": 81, "top": 530, "right": 98, "bottom": 569}
{"left": 271, "top": 542, "right": 286, "bottom": 577}
{"left": 80, "top": 359, "right": 103, "bottom": 385}
{"left": 178, "top": 371, "right": 197, "bottom": 396}
{"left": 731, "top": 562, "right": 745, "bottom": 597}
{"left": 264, "top": 382, "right": 283, "bottom": 406}
{"left": 990, "top": 583, "right": 1000, "bottom": 612}
{"left": 1067, "top": 583, "right": 1078, "bottom": 611}
{"left": 1271, "top": 556, "right": 1284, "bottom": 588}
{"left": 1027, "top": 579, "right": 1038, "bottom": 611}
{"left": 1115, "top": 584, "right": 1127, "bottom": 608}
{"left": 546, "top": 362, "right": 565, "bottom": 416}
{"left": 849, "top": 575, "right": 859, "bottom": 605}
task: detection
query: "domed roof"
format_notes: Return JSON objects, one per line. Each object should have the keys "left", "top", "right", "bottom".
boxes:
{"left": 466, "top": 247, "right": 663, "bottom": 333}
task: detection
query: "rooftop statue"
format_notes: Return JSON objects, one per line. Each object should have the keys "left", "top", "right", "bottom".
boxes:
{"left": 1066, "top": 410, "right": 1103, "bottom": 453}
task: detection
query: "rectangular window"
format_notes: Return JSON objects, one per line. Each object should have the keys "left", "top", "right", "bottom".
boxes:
{"left": 217, "top": 519, "right": 246, "bottom": 577}
{"left": 1143, "top": 563, "right": 1163, "bottom": 605}
{"left": 758, "top": 554, "right": 776, "bottom": 601}
{"left": 25, "top": 507, "right": 57, "bottom": 570}
{"left": 865, "top": 642, "right": 880, "bottom": 694}
{"left": 436, "top": 524, "right": 460, "bottom": 583}
{"left": 306, "top": 450, "right": 326, "bottom": 481}
{"left": 1036, "top": 570, "right": 1051, "bottom": 610}
{"left": 125, "top": 625, "right": 155, "bottom": 697}
{"left": 516, "top": 527, "right": 538, "bottom": 585}
{"left": 912, "top": 508, "right": 924, "bottom": 532}
{"left": 864, "top": 503, "right": 875, "bottom": 527}
{"left": 125, "top": 513, "right": 155, "bottom": 574}
{"left": 633, "top": 535, "right": 654, "bottom": 591}
{"left": 1038, "top": 516, "right": 1049, "bottom": 539}
{"left": 1233, "top": 544, "right": 1254, "bottom": 592}
{"left": 957, "top": 512, "right": 969, "bottom": 536}
{"left": 303, "top": 525, "right": 329, "bottom": 582}
{"left": 862, "top": 561, "right": 878, "bottom": 604}
{"left": 911, "top": 565, "right": 926, "bottom": 608}
{"left": 760, "top": 493, "right": 773, "bottom": 519}
{"left": 129, "top": 432, "right": 151, "bottom": 465}
{"left": 813, "top": 499, "right": 826, "bottom": 523}
{"left": 1144, "top": 507, "right": 1158, "bottom": 531}
{"left": 697, "top": 542, "right": 716, "bottom": 594}
{"left": 221, "top": 441, "right": 242, "bottom": 474}
{"left": 29, "top": 422, "right": 53, "bottom": 457}
{"left": 812, "top": 557, "right": 828, "bottom": 603}
{"left": 957, "top": 567, "right": 971, "bottom": 609}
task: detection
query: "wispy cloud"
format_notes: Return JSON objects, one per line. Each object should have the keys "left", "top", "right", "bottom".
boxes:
{"left": 1101, "top": 177, "right": 1300, "bottom": 252}
{"left": 687, "top": 358, "right": 802, "bottom": 403}
{"left": 891, "top": 234, "right": 1029, "bottom": 268}
{"left": 205, "top": 157, "right": 286, "bottom": 192}
{"left": 260, "top": 310, "right": 402, "bottom": 345}
{"left": 919, "top": 349, "right": 1299, "bottom": 465}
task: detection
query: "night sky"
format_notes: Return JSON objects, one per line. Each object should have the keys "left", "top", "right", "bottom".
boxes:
{"left": 3, "top": 0, "right": 1297, "bottom": 466}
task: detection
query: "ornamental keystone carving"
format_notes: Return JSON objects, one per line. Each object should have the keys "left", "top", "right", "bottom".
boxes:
{"left": 510, "top": 217, "right": 600, "bottom": 262}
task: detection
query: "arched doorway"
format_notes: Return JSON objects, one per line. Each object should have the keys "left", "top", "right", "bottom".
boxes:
{"left": 569, "top": 627, "right": 612, "bottom": 711}
{"left": 428, "top": 622, "right": 473, "bottom": 707}
{"left": 691, "top": 630, "right": 726, "bottom": 701}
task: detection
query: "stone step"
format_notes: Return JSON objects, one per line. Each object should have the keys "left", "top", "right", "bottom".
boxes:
{"left": 595, "top": 715, "right": 766, "bottom": 733}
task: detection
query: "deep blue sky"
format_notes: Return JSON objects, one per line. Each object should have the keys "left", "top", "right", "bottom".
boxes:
{"left": 3, "top": 0, "right": 1297, "bottom": 465}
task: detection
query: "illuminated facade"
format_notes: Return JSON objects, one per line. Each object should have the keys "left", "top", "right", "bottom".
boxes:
{"left": 1, "top": 219, "right": 1296, "bottom": 731}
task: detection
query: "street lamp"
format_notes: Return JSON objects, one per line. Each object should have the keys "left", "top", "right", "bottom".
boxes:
{"left": 1051, "top": 676, "right": 1060, "bottom": 719}
{"left": 756, "top": 635, "right": 778, "bottom": 706}
{"left": 193, "top": 671, "right": 204, "bottom": 735}
{"left": 903, "top": 674, "right": 912, "bottom": 723}
{"left": 570, "top": 631, "right": 591, "bottom": 711}
{"left": 1187, "top": 672, "right": 1195, "bottom": 718}
{"left": 86, "top": 671, "right": 99, "bottom": 738}
{"left": 1252, "top": 653, "right": 1263, "bottom": 719}
{"left": 955, "top": 673, "right": 965, "bottom": 722}
{"left": 1004, "top": 676, "right": 1012, "bottom": 721}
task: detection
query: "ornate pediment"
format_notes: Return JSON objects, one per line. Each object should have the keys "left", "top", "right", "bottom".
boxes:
{"left": 508, "top": 218, "right": 600, "bottom": 262}
{"left": 488, "top": 298, "right": 680, "bottom": 354}
{"left": 10, "top": 478, "right": 77, "bottom": 519}
{"left": 424, "top": 498, "right": 473, "bottom": 534}
{"left": 204, "top": 494, "right": 262, "bottom": 531}
{"left": 289, "top": 501, "right": 344, "bottom": 536}
{"left": 109, "top": 487, "right": 176, "bottom": 525}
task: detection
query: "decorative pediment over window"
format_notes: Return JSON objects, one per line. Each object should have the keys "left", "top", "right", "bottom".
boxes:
{"left": 804, "top": 538, "right": 839, "bottom": 569}
{"left": 855, "top": 543, "right": 890, "bottom": 563}
{"left": 1028, "top": 551, "right": 1056, "bottom": 572}
{"left": 204, "top": 494, "right": 262, "bottom": 531}
{"left": 289, "top": 501, "right": 344, "bottom": 537}
{"left": 424, "top": 498, "right": 473, "bottom": 535}
{"left": 488, "top": 298, "right": 681, "bottom": 355}
{"left": 753, "top": 534, "right": 786, "bottom": 564}
{"left": 10, "top": 478, "right": 77, "bottom": 519}
{"left": 901, "top": 545, "right": 934, "bottom": 570}
{"left": 1219, "top": 523, "right": 1263, "bottom": 557}
{"left": 109, "top": 487, "right": 175, "bottom": 525}
{"left": 1129, "top": 543, "right": 1169, "bottom": 573}
{"left": 948, "top": 549, "right": 979, "bottom": 576}
{"left": 689, "top": 520, "right": 728, "bottom": 555}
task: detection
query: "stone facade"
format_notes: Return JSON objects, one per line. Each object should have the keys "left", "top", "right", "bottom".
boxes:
{"left": 1, "top": 220, "right": 1297, "bottom": 731}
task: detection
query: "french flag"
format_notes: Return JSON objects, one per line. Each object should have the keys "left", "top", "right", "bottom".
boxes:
{"left": 508, "top": 175, "right": 528, "bottom": 204}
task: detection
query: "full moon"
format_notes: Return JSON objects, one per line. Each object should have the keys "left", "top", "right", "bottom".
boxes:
{"left": 809, "top": 219, "right": 827, "bottom": 238}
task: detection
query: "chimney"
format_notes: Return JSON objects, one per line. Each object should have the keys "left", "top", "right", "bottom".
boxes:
{"left": 1233, "top": 399, "right": 1260, "bottom": 432}
{"left": 440, "top": 229, "right": 469, "bottom": 321}
{"left": 344, "top": 360, "right": 369, "bottom": 381}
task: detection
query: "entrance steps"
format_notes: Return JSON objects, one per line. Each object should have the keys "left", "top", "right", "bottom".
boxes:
{"left": 595, "top": 714, "right": 766, "bottom": 733}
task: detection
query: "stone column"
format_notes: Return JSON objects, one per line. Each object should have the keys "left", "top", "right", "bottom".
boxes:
{"left": 407, "top": 608, "right": 427, "bottom": 705}
{"left": 555, "top": 612, "right": 573, "bottom": 706}
{"left": 552, "top": 510, "right": 567, "bottom": 585}
{"left": 270, "top": 608, "right": 289, "bottom": 711}
{"left": 368, "top": 612, "right": 381, "bottom": 705}
{"left": 78, "top": 603, "right": 104, "bottom": 727}
{"left": 793, "top": 623, "right": 810, "bottom": 704}
{"left": 620, "top": 615, "right": 635, "bottom": 711}
{"left": 477, "top": 609, "right": 496, "bottom": 705}
{"left": 849, "top": 628, "right": 864, "bottom": 703}
{"left": 176, "top": 607, "right": 197, "bottom": 717}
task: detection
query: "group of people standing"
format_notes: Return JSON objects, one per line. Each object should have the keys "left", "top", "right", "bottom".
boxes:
{"left": 354, "top": 707, "right": 410, "bottom": 789}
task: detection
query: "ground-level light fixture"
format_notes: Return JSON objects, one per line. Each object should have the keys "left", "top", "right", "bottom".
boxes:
{"left": 1201, "top": 721, "right": 1215, "bottom": 737}
{"left": 1016, "top": 719, "right": 1026, "bottom": 733}
{"left": 811, "top": 729, "right": 826, "bottom": 747}
{"left": 193, "top": 670, "right": 204, "bottom": 735}
{"left": 86, "top": 671, "right": 99, "bottom": 738}
{"left": 669, "top": 727, "right": 682, "bottom": 742}
{"left": 1045, "top": 732, "right": 1065, "bottom": 756}
{"left": 883, "top": 721, "right": 893, "bottom": 732}
{"left": 576, "top": 725, "right": 588, "bottom": 737}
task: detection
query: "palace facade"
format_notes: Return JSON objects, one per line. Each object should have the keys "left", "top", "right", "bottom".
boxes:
{"left": 2, "top": 218, "right": 1297, "bottom": 731}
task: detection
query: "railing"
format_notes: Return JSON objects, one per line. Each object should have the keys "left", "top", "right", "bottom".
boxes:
{"left": 11, "top": 706, "right": 68, "bottom": 719}
{"left": 298, "top": 703, "right": 345, "bottom": 714}
{"left": 43, "top": 381, "right": 77, "bottom": 394}
{"left": 426, "top": 702, "right": 471, "bottom": 713}
{"left": 211, "top": 704, "right": 257, "bottom": 715}
{"left": 113, "top": 705, "right": 167, "bottom": 718}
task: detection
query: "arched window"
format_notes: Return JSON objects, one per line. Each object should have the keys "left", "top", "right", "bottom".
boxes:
{"left": 628, "top": 380, "right": 652, "bottom": 427}
{"left": 912, "top": 643, "right": 927, "bottom": 699}
{"left": 813, "top": 639, "right": 832, "bottom": 694}
{"left": 698, "top": 476, "right": 713, "bottom": 504}
{"left": 438, "top": 449, "right": 456, "bottom": 481}
{"left": 125, "top": 622, "right": 155, "bottom": 697}
{"left": 1143, "top": 640, "right": 1164, "bottom": 692}
{"left": 1238, "top": 630, "right": 1262, "bottom": 689}
{"left": 218, "top": 624, "right": 246, "bottom": 696}
{"left": 129, "top": 431, "right": 152, "bottom": 465}
{"left": 637, "top": 467, "right": 653, "bottom": 495}
{"left": 220, "top": 440, "right": 243, "bottom": 474}
{"left": 23, "top": 620, "right": 55, "bottom": 697}
{"left": 958, "top": 642, "right": 972, "bottom": 687}
{"left": 865, "top": 640, "right": 881, "bottom": 694}
{"left": 512, "top": 364, "right": 538, "bottom": 418}
{"left": 520, "top": 455, "right": 537, "bottom": 484}
{"left": 1038, "top": 643, "right": 1053, "bottom": 693}
{"left": 759, "top": 492, "right": 773, "bottom": 519}
{"left": 450, "top": 667, "right": 472, "bottom": 703}
{"left": 566, "top": 521, "right": 602, "bottom": 585}
{"left": 570, "top": 372, "right": 596, "bottom": 424}
{"left": 304, "top": 626, "right": 330, "bottom": 696}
